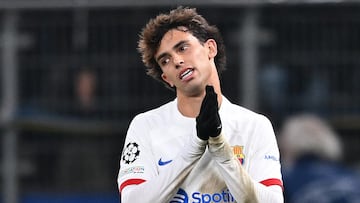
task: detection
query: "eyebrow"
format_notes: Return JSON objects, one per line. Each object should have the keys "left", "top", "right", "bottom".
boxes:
{"left": 156, "top": 40, "right": 188, "bottom": 63}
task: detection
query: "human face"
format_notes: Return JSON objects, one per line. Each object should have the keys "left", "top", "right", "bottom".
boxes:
{"left": 155, "top": 28, "right": 217, "bottom": 96}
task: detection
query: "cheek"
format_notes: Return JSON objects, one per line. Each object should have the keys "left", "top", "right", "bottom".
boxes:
{"left": 194, "top": 52, "right": 211, "bottom": 68}
{"left": 161, "top": 72, "right": 174, "bottom": 86}
{"left": 194, "top": 48, "right": 210, "bottom": 62}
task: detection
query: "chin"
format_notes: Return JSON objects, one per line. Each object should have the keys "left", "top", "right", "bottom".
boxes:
{"left": 182, "top": 84, "right": 204, "bottom": 97}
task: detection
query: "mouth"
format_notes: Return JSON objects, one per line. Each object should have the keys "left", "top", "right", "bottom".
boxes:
{"left": 179, "top": 68, "right": 194, "bottom": 81}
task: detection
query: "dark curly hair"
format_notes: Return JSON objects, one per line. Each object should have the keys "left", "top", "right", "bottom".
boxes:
{"left": 138, "top": 6, "right": 226, "bottom": 89}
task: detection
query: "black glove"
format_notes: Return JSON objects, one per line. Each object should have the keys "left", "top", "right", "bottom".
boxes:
{"left": 196, "top": 85, "right": 222, "bottom": 140}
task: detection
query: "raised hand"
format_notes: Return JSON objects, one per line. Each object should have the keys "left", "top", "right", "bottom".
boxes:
{"left": 196, "top": 85, "right": 222, "bottom": 140}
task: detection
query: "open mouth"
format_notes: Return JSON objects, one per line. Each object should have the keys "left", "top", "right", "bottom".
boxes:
{"left": 179, "top": 68, "right": 194, "bottom": 81}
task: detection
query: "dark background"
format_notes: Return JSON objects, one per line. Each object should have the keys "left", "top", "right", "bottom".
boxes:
{"left": 0, "top": 1, "right": 359, "bottom": 202}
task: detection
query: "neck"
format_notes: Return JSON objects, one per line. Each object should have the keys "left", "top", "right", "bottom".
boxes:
{"left": 177, "top": 95, "right": 204, "bottom": 118}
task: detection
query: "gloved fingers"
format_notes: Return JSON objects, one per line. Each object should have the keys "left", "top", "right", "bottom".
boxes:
{"left": 196, "top": 85, "right": 222, "bottom": 140}
{"left": 205, "top": 85, "right": 218, "bottom": 109}
{"left": 203, "top": 85, "right": 218, "bottom": 108}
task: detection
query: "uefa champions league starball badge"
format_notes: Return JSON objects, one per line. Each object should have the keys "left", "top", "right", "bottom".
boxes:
{"left": 122, "top": 142, "right": 140, "bottom": 164}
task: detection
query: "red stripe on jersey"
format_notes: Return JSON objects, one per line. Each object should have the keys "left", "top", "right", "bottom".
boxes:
{"left": 260, "top": 178, "right": 283, "bottom": 190}
{"left": 120, "top": 178, "right": 146, "bottom": 192}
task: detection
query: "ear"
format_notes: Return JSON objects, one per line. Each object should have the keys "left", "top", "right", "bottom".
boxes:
{"left": 206, "top": 39, "right": 218, "bottom": 59}
{"left": 161, "top": 73, "right": 174, "bottom": 87}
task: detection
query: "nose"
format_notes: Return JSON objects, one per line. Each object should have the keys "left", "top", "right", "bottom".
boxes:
{"left": 173, "top": 55, "right": 184, "bottom": 69}
{"left": 175, "top": 61, "right": 184, "bottom": 69}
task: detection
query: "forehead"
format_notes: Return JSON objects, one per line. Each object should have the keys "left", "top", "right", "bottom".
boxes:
{"left": 155, "top": 29, "right": 198, "bottom": 56}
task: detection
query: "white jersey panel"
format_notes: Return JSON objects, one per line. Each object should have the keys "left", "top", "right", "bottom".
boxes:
{"left": 118, "top": 96, "right": 282, "bottom": 202}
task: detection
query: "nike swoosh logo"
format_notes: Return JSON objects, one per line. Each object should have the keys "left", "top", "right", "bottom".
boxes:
{"left": 158, "top": 158, "right": 172, "bottom": 166}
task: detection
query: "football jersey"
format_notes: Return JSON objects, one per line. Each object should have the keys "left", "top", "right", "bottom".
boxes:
{"left": 118, "top": 96, "right": 283, "bottom": 203}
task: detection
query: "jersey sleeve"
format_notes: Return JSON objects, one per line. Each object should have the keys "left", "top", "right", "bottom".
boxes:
{"left": 208, "top": 115, "right": 283, "bottom": 202}
{"left": 117, "top": 114, "right": 207, "bottom": 203}
{"left": 247, "top": 115, "right": 283, "bottom": 188}
{"left": 117, "top": 115, "right": 157, "bottom": 191}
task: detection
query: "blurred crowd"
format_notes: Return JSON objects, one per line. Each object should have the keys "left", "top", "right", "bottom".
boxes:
{"left": 278, "top": 114, "right": 360, "bottom": 203}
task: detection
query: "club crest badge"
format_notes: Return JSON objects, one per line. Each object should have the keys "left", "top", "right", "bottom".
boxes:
{"left": 122, "top": 142, "right": 140, "bottom": 164}
{"left": 232, "top": 145, "right": 245, "bottom": 165}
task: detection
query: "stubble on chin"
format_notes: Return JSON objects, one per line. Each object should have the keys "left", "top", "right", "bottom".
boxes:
{"left": 180, "top": 84, "right": 206, "bottom": 98}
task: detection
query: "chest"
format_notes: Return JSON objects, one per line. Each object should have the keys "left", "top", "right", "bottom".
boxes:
{"left": 149, "top": 122, "right": 251, "bottom": 168}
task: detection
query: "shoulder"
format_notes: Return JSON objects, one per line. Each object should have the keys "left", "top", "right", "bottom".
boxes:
{"left": 220, "top": 96, "right": 275, "bottom": 145}
{"left": 131, "top": 99, "right": 176, "bottom": 125}
{"left": 221, "top": 96, "right": 271, "bottom": 125}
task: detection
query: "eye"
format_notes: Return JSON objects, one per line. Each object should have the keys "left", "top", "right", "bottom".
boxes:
{"left": 160, "top": 57, "right": 170, "bottom": 66}
{"left": 178, "top": 44, "right": 189, "bottom": 52}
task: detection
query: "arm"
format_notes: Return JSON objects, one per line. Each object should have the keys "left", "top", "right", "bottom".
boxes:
{"left": 197, "top": 86, "right": 283, "bottom": 202}
{"left": 118, "top": 115, "right": 207, "bottom": 203}
{"left": 208, "top": 134, "right": 283, "bottom": 203}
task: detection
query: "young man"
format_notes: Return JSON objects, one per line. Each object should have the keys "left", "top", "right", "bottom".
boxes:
{"left": 117, "top": 7, "right": 283, "bottom": 202}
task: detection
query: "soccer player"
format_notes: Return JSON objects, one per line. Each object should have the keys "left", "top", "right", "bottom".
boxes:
{"left": 117, "top": 6, "right": 283, "bottom": 203}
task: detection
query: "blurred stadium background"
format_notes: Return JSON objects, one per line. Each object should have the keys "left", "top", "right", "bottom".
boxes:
{"left": 0, "top": 0, "right": 359, "bottom": 202}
